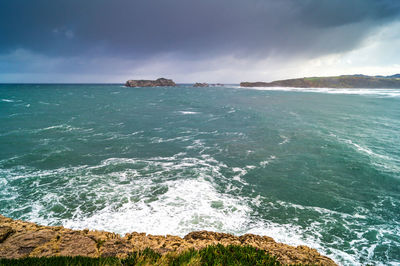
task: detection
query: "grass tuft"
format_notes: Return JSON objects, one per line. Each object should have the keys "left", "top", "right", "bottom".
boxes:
{"left": 0, "top": 244, "right": 282, "bottom": 265}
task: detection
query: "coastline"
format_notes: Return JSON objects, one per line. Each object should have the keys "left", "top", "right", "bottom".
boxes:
{"left": 240, "top": 74, "right": 400, "bottom": 88}
{"left": 0, "top": 215, "right": 336, "bottom": 265}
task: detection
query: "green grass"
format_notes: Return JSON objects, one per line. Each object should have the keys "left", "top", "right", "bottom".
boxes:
{"left": 304, "top": 77, "right": 321, "bottom": 81}
{"left": 0, "top": 244, "right": 282, "bottom": 265}
{"left": 197, "top": 244, "right": 280, "bottom": 265}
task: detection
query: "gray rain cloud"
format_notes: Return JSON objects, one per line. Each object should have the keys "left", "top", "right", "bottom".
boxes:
{"left": 1, "top": 0, "right": 400, "bottom": 82}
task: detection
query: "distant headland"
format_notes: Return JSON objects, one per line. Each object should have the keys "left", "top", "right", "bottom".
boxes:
{"left": 240, "top": 74, "right": 400, "bottom": 88}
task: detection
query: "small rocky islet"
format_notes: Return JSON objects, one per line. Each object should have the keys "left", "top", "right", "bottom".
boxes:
{"left": 193, "top": 83, "right": 224, "bottom": 87}
{"left": 125, "top": 78, "right": 176, "bottom": 87}
{"left": 0, "top": 215, "right": 336, "bottom": 265}
{"left": 193, "top": 83, "right": 209, "bottom": 87}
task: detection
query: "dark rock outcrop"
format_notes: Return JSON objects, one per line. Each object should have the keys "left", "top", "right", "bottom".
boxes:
{"left": 0, "top": 226, "right": 14, "bottom": 243}
{"left": 193, "top": 83, "right": 209, "bottom": 87}
{"left": 125, "top": 78, "right": 176, "bottom": 87}
{"left": 0, "top": 215, "right": 336, "bottom": 265}
{"left": 241, "top": 75, "right": 400, "bottom": 88}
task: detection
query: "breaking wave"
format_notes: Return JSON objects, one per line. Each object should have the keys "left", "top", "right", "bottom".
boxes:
{"left": 242, "top": 86, "right": 400, "bottom": 97}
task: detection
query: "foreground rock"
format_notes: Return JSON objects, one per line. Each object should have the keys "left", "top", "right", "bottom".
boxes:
{"left": 241, "top": 74, "right": 400, "bottom": 88}
{"left": 125, "top": 78, "right": 176, "bottom": 87}
{"left": 193, "top": 83, "right": 209, "bottom": 87}
{"left": 0, "top": 215, "right": 336, "bottom": 265}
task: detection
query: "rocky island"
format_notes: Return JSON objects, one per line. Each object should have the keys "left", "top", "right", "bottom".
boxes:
{"left": 125, "top": 78, "right": 176, "bottom": 87}
{"left": 0, "top": 215, "right": 336, "bottom": 265}
{"left": 240, "top": 74, "right": 400, "bottom": 88}
{"left": 193, "top": 83, "right": 209, "bottom": 87}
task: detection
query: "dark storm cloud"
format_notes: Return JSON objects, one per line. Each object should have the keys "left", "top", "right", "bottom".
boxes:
{"left": 0, "top": 0, "right": 400, "bottom": 79}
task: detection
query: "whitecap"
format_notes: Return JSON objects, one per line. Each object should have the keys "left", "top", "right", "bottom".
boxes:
{"left": 1, "top": 99, "right": 15, "bottom": 102}
{"left": 231, "top": 167, "right": 248, "bottom": 184}
{"left": 333, "top": 136, "right": 400, "bottom": 173}
{"left": 259, "top": 155, "right": 276, "bottom": 167}
{"left": 279, "top": 135, "right": 289, "bottom": 145}
{"left": 178, "top": 111, "right": 200, "bottom": 115}
{"left": 32, "top": 124, "right": 84, "bottom": 133}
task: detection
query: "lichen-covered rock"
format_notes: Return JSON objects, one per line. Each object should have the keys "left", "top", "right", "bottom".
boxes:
{"left": 125, "top": 78, "right": 176, "bottom": 87}
{"left": 0, "top": 229, "right": 57, "bottom": 258}
{"left": 0, "top": 215, "right": 336, "bottom": 265}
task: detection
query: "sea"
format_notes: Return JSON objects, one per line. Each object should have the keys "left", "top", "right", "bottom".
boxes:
{"left": 0, "top": 84, "right": 399, "bottom": 265}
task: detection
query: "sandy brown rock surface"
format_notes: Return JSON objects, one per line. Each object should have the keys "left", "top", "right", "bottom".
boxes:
{"left": 0, "top": 215, "right": 336, "bottom": 265}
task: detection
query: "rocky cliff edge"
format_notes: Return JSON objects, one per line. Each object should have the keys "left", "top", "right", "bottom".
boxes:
{"left": 0, "top": 215, "right": 336, "bottom": 265}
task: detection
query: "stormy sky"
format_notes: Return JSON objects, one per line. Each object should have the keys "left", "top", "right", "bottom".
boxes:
{"left": 1, "top": 0, "right": 400, "bottom": 83}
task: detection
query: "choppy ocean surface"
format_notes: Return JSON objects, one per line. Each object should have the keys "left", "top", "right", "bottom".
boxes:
{"left": 0, "top": 84, "right": 399, "bottom": 265}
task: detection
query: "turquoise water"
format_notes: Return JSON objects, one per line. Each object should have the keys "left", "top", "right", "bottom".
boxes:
{"left": 0, "top": 84, "right": 399, "bottom": 265}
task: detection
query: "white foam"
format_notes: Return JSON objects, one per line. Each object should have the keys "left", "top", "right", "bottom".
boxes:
{"left": 2, "top": 152, "right": 398, "bottom": 265}
{"left": 4, "top": 161, "right": 340, "bottom": 263}
{"left": 178, "top": 111, "right": 200, "bottom": 115}
{"left": 150, "top": 136, "right": 191, "bottom": 144}
{"left": 13, "top": 154, "right": 245, "bottom": 236}
{"left": 334, "top": 136, "right": 400, "bottom": 174}
{"left": 242, "top": 86, "right": 400, "bottom": 97}
{"left": 279, "top": 135, "right": 290, "bottom": 145}
{"left": 63, "top": 177, "right": 251, "bottom": 236}
{"left": 1, "top": 98, "right": 15, "bottom": 102}
{"left": 344, "top": 139, "right": 389, "bottom": 159}
{"left": 259, "top": 155, "right": 276, "bottom": 167}
{"left": 32, "top": 124, "right": 89, "bottom": 134}
{"left": 186, "top": 139, "right": 206, "bottom": 150}
{"left": 2, "top": 154, "right": 251, "bottom": 237}
{"left": 39, "top": 101, "right": 51, "bottom": 105}
{"left": 231, "top": 167, "right": 248, "bottom": 184}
